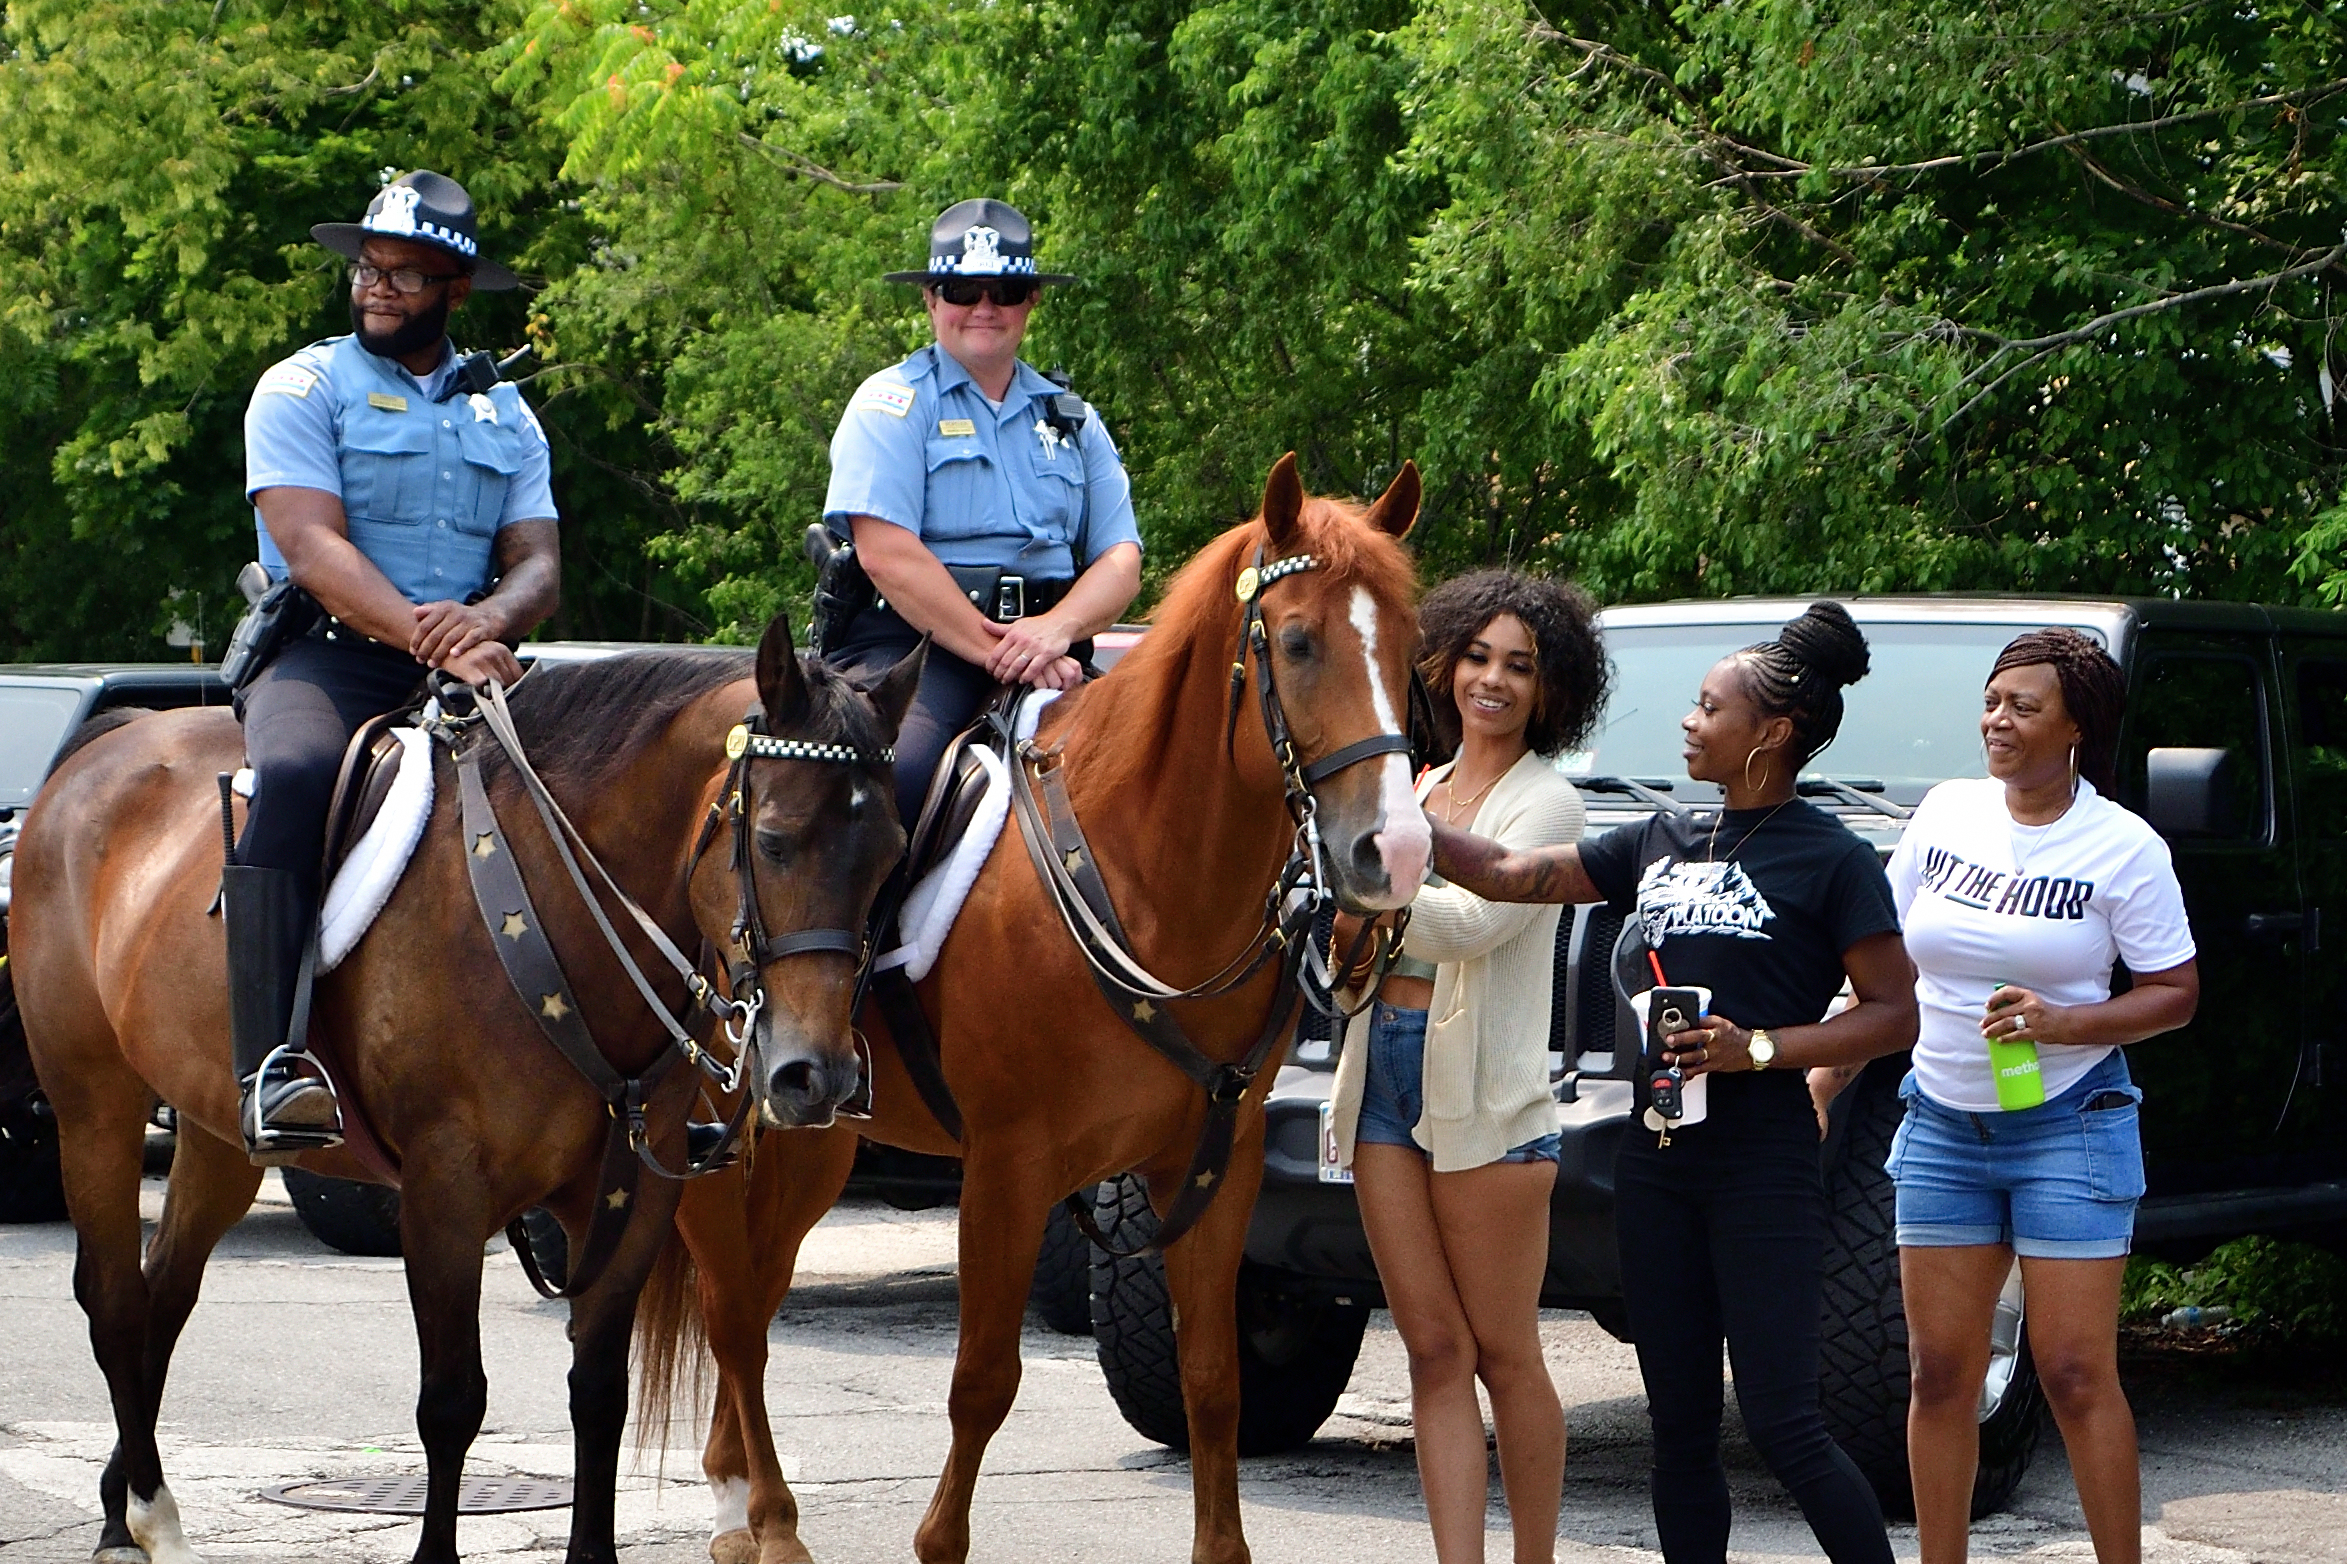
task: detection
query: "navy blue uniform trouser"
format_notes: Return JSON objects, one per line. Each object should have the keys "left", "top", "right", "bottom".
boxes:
{"left": 1613, "top": 1081, "right": 1894, "bottom": 1564}
{"left": 829, "top": 629, "right": 997, "bottom": 827}
{"left": 234, "top": 632, "right": 430, "bottom": 904}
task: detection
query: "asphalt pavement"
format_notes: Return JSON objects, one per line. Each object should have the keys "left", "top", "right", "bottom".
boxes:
{"left": 3, "top": 1175, "right": 2343, "bottom": 1562}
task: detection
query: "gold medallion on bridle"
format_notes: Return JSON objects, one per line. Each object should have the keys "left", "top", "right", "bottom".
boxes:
{"left": 1234, "top": 565, "right": 1261, "bottom": 603}
{"left": 724, "top": 724, "right": 750, "bottom": 761}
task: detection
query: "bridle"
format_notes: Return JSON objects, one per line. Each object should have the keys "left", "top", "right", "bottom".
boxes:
{"left": 441, "top": 679, "right": 890, "bottom": 1297}
{"left": 1007, "top": 544, "right": 1421, "bottom": 1257}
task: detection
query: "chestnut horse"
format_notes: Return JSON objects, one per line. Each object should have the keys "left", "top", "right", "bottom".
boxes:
{"left": 9, "top": 617, "right": 919, "bottom": 1564}
{"left": 639, "top": 455, "right": 1428, "bottom": 1564}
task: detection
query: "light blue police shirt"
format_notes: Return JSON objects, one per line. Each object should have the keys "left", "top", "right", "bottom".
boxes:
{"left": 822, "top": 345, "right": 1140, "bottom": 578}
{"left": 243, "top": 334, "right": 557, "bottom": 606}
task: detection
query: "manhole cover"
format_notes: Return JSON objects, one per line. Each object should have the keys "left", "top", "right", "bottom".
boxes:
{"left": 262, "top": 1475, "right": 572, "bottom": 1514}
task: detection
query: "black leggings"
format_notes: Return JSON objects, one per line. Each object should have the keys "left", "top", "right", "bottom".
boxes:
{"left": 235, "top": 632, "right": 428, "bottom": 904}
{"left": 829, "top": 629, "right": 998, "bottom": 825}
{"left": 1614, "top": 1084, "right": 1893, "bottom": 1564}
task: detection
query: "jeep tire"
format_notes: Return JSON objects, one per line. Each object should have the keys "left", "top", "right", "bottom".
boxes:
{"left": 1029, "top": 1195, "right": 1097, "bottom": 1336}
{"left": 1089, "top": 1173, "right": 1369, "bottom": 1455}
{"left": 282, "top": 1167, "right": 403, "bottom": 1257}
{"left": 1817, "top": 1058, "right": 2043, "bottom": 1519}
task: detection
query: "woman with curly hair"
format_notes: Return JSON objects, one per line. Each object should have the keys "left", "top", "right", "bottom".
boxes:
{"left": 1327, "top": 568, "right": 1607, "bottom": 1564}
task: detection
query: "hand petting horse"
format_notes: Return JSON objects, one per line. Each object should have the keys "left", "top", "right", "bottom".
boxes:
{"left": 8, "top": 616, "right": 920, "bottom": 1564}
{"left": 641, "top": 453, "right": 1427, "bottom": 1564}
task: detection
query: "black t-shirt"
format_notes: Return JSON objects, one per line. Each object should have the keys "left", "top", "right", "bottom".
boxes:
{"left": 1581, "top": 799, "right": 1901, "bottom": 1128}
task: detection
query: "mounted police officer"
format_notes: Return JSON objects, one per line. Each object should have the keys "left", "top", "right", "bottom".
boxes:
{"left": 822, "top": 199, "right": 1143, "bottom": 822}
{"left": 230, "top": 171, "right": 560, "bottom": 1159}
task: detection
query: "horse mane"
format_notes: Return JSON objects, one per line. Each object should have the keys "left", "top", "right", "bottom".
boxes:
{"left": 499, "top": 646, "right": 884, "bottom": 791}
{"left": 50, "top": 708, "right": 155, "bottom": 771}
{"left": 1079, "top": 489, "right": 1418, "bottom": 801}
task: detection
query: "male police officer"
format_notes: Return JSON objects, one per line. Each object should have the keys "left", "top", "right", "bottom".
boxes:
{"left": 231, "top": 171, "right": 560, "bottom": 1157}
{"left": 824, "top": 199, "right": 1143, "bottom": 821}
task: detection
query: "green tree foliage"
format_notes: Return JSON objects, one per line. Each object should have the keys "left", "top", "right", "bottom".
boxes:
{"left": 10, "top": 0, "right": 2347, "bottom": 657}
{"left": 0, "top": 0, "right": 695, "bottom": 660}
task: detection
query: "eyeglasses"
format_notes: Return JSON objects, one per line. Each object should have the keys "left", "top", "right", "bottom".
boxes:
{"left": 931, "top": 277, "right": 1038, "bottom": 308}
{"left": 349, "top": 264, "right": 465, "bottom": 296}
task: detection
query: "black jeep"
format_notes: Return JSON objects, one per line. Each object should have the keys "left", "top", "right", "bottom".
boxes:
{"left": 0, "top": 664, "right": 233, "bottom": 1221}
{"left": 1086, "top": 594, "right": 2347, "bottom": 1517}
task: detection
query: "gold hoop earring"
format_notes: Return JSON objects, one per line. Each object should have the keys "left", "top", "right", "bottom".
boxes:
{"left": 1744, "top": 746, "right": 1769, "bottom": 793}
{"left": 2069, "top": 744, "right": 2079, "bottom": 796}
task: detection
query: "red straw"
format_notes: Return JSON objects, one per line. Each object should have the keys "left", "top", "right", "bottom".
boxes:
{"left": 1647, "top": 950, "right": 1669, "bottom": 988}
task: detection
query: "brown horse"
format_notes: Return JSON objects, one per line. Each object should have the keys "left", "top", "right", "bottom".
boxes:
{"left": 9, "top": 617, "right": 920, "bottom": 1564}
{"left": 638, "top": 455, "right": 1428, "bottom": 1564}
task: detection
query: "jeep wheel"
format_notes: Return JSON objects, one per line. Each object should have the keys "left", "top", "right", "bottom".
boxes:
{"left": 0, "top": 967, "right": 67, "bottom": 1225}
{"left": 1089, "top": 1173, "right": 1369, "bottom": 1455}
{"left": 282, "top": 1167, "right": 403, "bottom": 1257}
{"left": 1817, "top": 1059, "right": 2043, "bottom": 1519}
{"left": 1029, "top": 1195, "right": 1096, "bottom": 1336}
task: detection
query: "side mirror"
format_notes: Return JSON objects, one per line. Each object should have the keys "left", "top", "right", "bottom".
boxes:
{"left": 2145, "top": 747, "right": 2233, "bottom": 838}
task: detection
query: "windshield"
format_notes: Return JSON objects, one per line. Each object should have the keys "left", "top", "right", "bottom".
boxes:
{"left": 1559, "top": 621, "right": 2110, "bottom": 804}
{"left": 0, "top": 686, "right": 89, "bottom": 810}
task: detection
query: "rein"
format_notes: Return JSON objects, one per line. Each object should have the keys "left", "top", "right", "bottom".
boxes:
{"left": 438, "top": 680, "right": 886, "bottom": 1298}
{"left": 1008, "top": 546, "right": 1415, "bottom": 1258}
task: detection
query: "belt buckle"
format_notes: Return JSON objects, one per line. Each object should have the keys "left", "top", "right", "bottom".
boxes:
{"left": 995, "top": 575, "right": 1027, "bottom": 621}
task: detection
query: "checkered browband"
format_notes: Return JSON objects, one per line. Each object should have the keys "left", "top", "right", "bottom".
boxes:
{"left": 727, "top": 725, "right": 893, "bottom": 766}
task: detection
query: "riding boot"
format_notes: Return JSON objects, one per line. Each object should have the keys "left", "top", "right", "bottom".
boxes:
{"left": 223, "top": 864, "right": 342, "bottom": 1161}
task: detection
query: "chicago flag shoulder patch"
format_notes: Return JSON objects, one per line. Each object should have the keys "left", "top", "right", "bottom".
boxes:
{"left": 255, "top": 362, "right": 320, "bottom": 399}
{"left": 850, "top": 380, "right": 916, "bottom": 418}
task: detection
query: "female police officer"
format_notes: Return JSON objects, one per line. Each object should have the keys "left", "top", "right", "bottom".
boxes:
{"left": 823, "top": 199, "right": 1142, "bottom": 821}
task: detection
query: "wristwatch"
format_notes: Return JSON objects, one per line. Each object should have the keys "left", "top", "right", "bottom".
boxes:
{"left": 1748, "top": 1029, "right": 1778, "bottom": 1071}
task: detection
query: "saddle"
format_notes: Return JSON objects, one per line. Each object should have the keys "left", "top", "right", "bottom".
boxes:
{"left": 321, "top": 707, "right": 419, "bottom": 883}
{"left": 903, "top": 697, "right": 1018, "bottom": 889}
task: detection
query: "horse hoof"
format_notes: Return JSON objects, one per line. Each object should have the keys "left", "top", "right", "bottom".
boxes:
{"left": 93, "top": 1549, "right": 149, "bottom": 1564}
{"left": 709, "top": 1531, "right": 756, "bottom": 1564}
{"left": 759, "top": 1537, "right": 815, "bottom": 1564}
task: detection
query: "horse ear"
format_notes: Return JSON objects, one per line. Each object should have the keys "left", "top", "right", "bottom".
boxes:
{"left": 1364, "top": 460, "right": 1420, "bottom": 540}
{"left": 1261, "top": 452, "right": 1305, "bottom": 552}
{"left": 755, "top": 612, "right": 812, "bottom": 731}
{"left": 858, "top": 636, "right": 929, "bottom": 743}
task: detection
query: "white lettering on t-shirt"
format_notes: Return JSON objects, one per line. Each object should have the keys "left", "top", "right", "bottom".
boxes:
{"left": 1636, "top": 857, "right": 1777, "bottom": 944}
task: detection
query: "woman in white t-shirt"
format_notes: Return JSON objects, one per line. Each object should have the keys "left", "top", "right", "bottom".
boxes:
{"left": 1883, "top": 628, "right": 2199, "bottom": 1564}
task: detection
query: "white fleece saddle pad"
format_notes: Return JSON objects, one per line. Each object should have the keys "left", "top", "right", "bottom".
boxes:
{"left": 317, "top": 725, "right": 434, "bottom": 973}
{"left": 876, "top": 688, "right": 1059, "bottom": 984}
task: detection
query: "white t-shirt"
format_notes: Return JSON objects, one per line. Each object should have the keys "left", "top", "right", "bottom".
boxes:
{"left": 1888, "top": 777, "right": 2196, "bottom": 1111}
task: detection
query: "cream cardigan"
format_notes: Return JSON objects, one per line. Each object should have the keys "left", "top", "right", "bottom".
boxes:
{"left": 1328, "top": 749, "right": 1587, "bottom": 1173}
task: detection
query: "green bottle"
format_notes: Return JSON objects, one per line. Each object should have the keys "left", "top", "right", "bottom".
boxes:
{"left": 1986, "top": 981, "right": 2044, "bottom": 1110}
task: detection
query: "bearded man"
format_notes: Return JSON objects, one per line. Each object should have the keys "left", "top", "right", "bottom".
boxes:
{"left": 229, "top": 170, "right": 559, "bottom": 1158}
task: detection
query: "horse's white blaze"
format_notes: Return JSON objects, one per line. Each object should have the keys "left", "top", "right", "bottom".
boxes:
{"left": 126, "top": 1483, "right": 204, "bottom": 1564}
{"left": 710, "top": 1474, "right": 751, "bottom": 1536}
{"left": 1347, "top": 587, "right": 1431, "bottom": 904}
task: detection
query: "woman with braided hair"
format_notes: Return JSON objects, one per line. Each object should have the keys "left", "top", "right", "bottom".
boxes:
{"left": 1884, "top": 628, "right": 2197, "bottom": 1564}
{"left": 1420, "top": 602, "right": 1919, "bottom": 1564}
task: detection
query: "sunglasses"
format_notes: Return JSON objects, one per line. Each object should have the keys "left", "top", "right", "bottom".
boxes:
{"left": 931, "top": 277, "right": 1038, "bottom": 308}
{"left": 350, "top": 263, "right": 466, "bottom": 296}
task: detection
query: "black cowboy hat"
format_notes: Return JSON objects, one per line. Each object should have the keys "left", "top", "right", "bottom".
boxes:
{"left": 882, "top": 198, "right": 1077, "bottom": 287}
{"left": 311, "top": 170, "right": 518, "bottom": 292}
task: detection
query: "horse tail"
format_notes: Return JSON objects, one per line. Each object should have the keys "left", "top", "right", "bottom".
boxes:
{"left": 632, "top": 1221, "right": 709, "bottom": 1463}
{"left": 49, "top": 708, "right": 157, "bottom": 772}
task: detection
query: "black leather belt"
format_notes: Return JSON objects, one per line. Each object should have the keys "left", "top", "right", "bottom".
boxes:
{"left": 874, "top": 568, "right": 1075, "bottom": 625}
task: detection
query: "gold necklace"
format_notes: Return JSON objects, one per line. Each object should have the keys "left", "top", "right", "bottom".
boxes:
{"left": 1440, "top": 763, "right": 1507, "bottom": 824}
{"left": 1706, "top": 795, "right": 1794, "bottom": 863}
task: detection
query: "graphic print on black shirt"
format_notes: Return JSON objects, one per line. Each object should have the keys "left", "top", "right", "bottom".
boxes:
{"left": 1636, "top": 858, "right": 1777, "bottom": 943}
{"left": 1581, "top": 800, "right": 1900, "bottom": 1039}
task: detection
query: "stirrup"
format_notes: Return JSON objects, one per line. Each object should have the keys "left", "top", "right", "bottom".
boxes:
{"left": 241, "top": 1041, "right": 344, "bottom": 1165}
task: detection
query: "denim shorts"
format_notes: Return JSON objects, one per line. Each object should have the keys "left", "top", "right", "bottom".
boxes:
{"left": 1886, "top": 1049, "right": 2144, "bottom": 1260}
{"left": 1356, "top": 1004, "right": 1561, "bottom": 1165}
